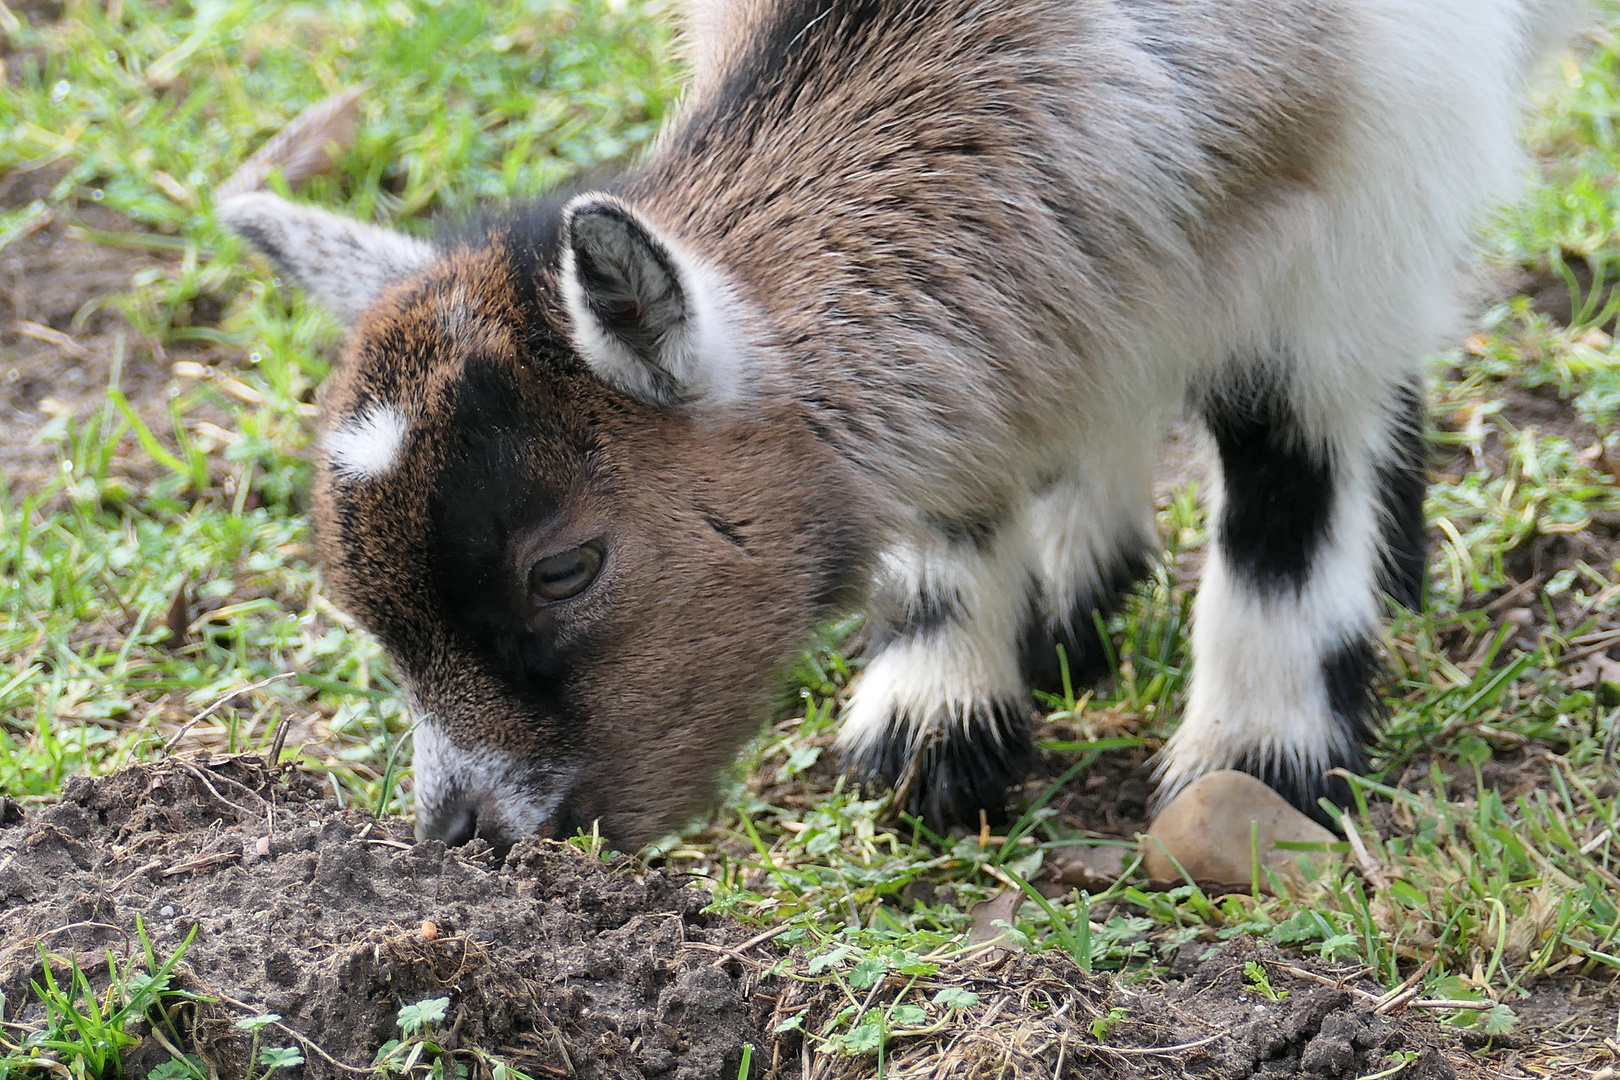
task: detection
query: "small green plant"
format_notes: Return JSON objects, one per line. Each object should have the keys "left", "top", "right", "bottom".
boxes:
{"left": 373, "top": 996, "right": 535, "bottom": 1080}
{"left": 1357, "top": 1048, "right": 1422, "bottom": 1079}
{"left": 1242, "top": 961, "right": 1289, "bottom": 1002}
{"left": 0, "top": 917, "right": 205, "bottom": 1079}
{"left": 232, "top": 1014, "right": 303, "bottom": 1079}
{"left": 1090, "top": 1006, "right": 1129, "bottom": 1042}
{"left": 567, "top": 818, "right": 612, "bottom": 861}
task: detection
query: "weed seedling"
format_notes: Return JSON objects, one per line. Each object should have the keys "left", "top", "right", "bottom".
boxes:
{"left": 1242, "top": 961, "right": 1289, "bottom": 1003}
{"left": 1090, "top": 1007, "right": 1129, "bottom": 1042}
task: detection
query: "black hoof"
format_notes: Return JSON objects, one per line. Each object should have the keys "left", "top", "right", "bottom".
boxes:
{"left": 1237, "top": 748, "right": 1369, "bottom": 829}
{"left": 847, "top": 703, "right": 1037, "bottom": 831}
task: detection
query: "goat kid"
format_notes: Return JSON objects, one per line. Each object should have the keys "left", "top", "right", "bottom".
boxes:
{"left": 223, "top": 0, "right": 1582, "bottom": 849}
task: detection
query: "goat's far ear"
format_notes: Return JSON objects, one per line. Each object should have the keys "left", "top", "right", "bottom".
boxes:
{"left": 218, "top": 191, "right": 435, "bottom": 327}
{"left": 561, "top": 194, "right": 745, "bottom": 408}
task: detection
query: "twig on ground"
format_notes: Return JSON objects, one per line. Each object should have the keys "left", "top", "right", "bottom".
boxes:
{"left": 172, "top": 761, "right": 259, "bottom": 821}
{"left": 162, "top": 673, "right": 297, "bottom": 754}
{"left": 708, "top": 921, "right": 796, "bottom": 967}
{"left": 1087, "top": 1031, "right": 1226, "bottom": 1057}
{"left": 1339, "top": 812, "right": 1393, "bottom": 891}
{"left": 160, "top": 851, "right": 241, "bottom": 877}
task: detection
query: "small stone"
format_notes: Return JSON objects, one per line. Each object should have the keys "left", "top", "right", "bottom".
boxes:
{"left": 255, "top": 836, "right": 271, "bottom": 857}
{"left": 159, "top": 904, "right": 175, "bottom": 917}
{"left": 1141, "top": 771, "right": 1337, "bottom": 890}
{"left": 420, "top": 920, "right": 438, "bottom": 941}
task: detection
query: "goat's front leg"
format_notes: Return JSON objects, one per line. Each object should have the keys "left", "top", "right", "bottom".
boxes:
{"left": 837, "top": 518, "right": 1039, "bottom": 829}
{"left": 1156, "top": 369, "right": 1426, "bottom": 821}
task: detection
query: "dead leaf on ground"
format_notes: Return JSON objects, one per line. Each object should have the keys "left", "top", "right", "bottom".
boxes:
{"left": 966, "top": 889, "right": 1023, "bottom": 956}
{"left": 217, "top": 86, "right": 366, "bottom": 199}
{"left": 1046, "top": 844, "right": 1127, "bottom": 892}
{"left": 163, "top": 574, "right": 191, "bottom": 648}
{"left": 1570, "top": 652, "right": 1620, "bottom": 690}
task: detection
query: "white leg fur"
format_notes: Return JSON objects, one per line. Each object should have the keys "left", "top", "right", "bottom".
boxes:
{"left": 1023, "top": 423, "right": 1160, "bottom": 686}
{"left": 839, "top": 532, "right": 1033, "bottom": 749}
{"left": 838, "top": 520, "right": 1039, "bottom": 822}
{"left": 1155, "top": 384, "right": 1413, "bottom": 813}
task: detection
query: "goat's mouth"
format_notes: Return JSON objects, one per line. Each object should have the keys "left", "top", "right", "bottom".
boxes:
{"left": 409, "top": 720, "right": 577, "bottom": 849}
{"left": 413, "top": 791, "right": 563, "bottom": 852}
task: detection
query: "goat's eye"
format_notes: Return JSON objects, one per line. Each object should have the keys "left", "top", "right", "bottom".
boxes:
{"left": 529, "top": 542, "right": 604, "bottom": 602}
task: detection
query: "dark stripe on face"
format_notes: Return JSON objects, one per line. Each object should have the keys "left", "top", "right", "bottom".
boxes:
{"left": 1200, "top": 371, "right": 1334, "bottom": 594}
{"left": 428, "top": 357, "right": 573, "bottom": 694}
{"left": 701, "top": 511, "right": 752, "bottom": 552}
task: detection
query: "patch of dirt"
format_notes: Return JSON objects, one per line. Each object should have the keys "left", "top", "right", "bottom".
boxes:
{"left": 1496, "top": 975, "right": 1620, "bottom": 1074}
{"left": 1430, "top": 377, "right": 1620, "bottom": 672}
{"left": 778, "top": 936, "right": 1486, "bottom": 1079}
{"left": 0, "top": 758, "right": 1514, "bottom": 1080}
{"left": 0, "top": 757, "right": 767, "bottom": 1079}
{"left": 0, "top": 164, "right": 230, "bottom": 492}
{"left": 1034, "top": 721, "right": 1158, "bottom": 840}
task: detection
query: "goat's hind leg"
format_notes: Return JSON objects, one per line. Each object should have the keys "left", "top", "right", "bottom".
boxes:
{"left": 1156, "top": 367, "right": 1426, "bottom": 820}
{"left": 1021, "top": 456, "right": 1159, "bottom": 701}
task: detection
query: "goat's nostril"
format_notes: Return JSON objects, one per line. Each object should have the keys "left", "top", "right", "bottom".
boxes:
{"left": 420, "top": 803, "right": 478, "bottom": 847}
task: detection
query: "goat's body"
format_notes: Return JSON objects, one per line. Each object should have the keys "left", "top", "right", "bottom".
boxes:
{"left": 221, "top": 0, "right": 1582, "bottom": 845}
{"left": 637, "top": 0, "right": 1533, "bottom": 513}
{"left": 632, "top": 0, "right": 1576, "bottom": 819}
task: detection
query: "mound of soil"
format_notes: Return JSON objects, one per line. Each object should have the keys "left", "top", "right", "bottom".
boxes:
{"left": 0, "top": 757, "right": 1495, "bottom": 1079}
{"left": 0, "top": 757, "right": 766, "bottom": 1079}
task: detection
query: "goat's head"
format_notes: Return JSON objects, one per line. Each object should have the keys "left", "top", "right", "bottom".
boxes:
{"left": 221, "top": 191, "right": 867, "bottom": 849}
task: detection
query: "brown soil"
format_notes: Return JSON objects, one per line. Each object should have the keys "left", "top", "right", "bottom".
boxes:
{"left": 0, "top": 163, "right": 229, "bottom": 492}
{"left": 779, "top": 937, "right": 1489, "bottom": 1079}
{"left": 0, "top": 756, "right": 765, "bottom": 1079}
{"left": 0, "top": 757, "right": 1519, "bottom": 1080}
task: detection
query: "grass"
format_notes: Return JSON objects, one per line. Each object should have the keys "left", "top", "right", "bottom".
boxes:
{"left": 5, "top": 0, "right": 1620, "bottom": 1075}
{"left": 0, "top": 916, "right": 205, "bottom": 1079}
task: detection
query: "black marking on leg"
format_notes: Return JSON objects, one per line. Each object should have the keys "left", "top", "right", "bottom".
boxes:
{"left": 1236, "top": 637, "right": 1380, "bottom": 826}
{"left": 921, "top": 510, "right": 1001, "bottom": 554}
{"left": 1021, "top": 543, "right": 1154, "bottom": 696}
{"left": 1377, "top": 381, "right": 1428, "bottom": 610}
{"left": 866, "top": 581, "right": 965, "bottom": 652}
{"left": 1200, "top": 375, "right": 1334, "bottom": 594}
{"left": 846, "top": 703, "right": 1036, "bottom": 830}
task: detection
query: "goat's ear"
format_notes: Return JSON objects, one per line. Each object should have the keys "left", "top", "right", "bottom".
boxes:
{"left": 561, "top": 194, "right": 744, "bottom": 407}
{"left": 217, "top": 191, "right": 435, "bottom": 327}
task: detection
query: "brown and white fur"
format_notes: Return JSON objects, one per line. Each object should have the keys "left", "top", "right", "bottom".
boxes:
{"left": 222, "top": 0, "right": 1581, "bottom": 849}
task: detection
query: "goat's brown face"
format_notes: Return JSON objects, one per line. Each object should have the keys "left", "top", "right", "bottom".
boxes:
{"left": 301, "top": 232, "right": 865, "bottom": 851}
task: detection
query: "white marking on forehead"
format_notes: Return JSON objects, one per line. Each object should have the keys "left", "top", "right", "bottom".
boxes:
{"left": 325, "top": 405, "right": 408, "bottom": 481}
